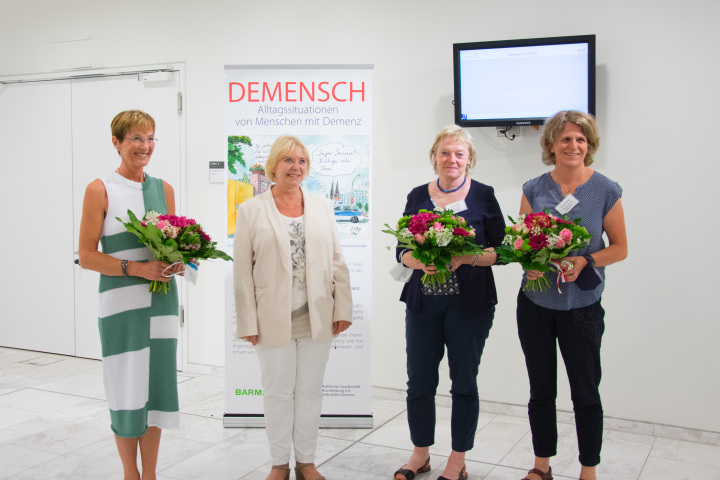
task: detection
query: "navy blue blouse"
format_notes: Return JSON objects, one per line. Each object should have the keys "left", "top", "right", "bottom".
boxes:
{"left": 396, "top": 179, "right": 506, "bottom": 315}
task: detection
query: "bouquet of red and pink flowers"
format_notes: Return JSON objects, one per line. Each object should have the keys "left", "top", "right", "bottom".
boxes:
{"left": 383, "top": 208, "right": 485, "bottom": 287}
{"left": 118, "top": 210, "right": 233, "bottom": 293}
{"left": 495, "top": 209, "right": 592, "bottom": 293}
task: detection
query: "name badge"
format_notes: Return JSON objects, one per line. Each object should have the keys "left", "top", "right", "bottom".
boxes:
{"left": 444, "top": 200, "right": 468, "bottom": 213}
{"left": 185, "top": 262, "right": 199, "bottom": 285}
{"left": 555, "top": 194, "right": 579, "bottom": 215}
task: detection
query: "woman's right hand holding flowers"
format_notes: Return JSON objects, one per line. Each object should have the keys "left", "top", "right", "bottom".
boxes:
{"left": 402, "top": 251, "right": 438, "bottom": 275}
{"left": 525, "top": 269, "right": 545, "bottom": 281}
{"left": 134, "top": 260, "right": 184, "bottom": 282}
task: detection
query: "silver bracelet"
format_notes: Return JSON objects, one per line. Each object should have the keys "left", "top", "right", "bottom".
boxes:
{"left": 121, "top": 259, "right": 129, "bottom": 277}
{"left": 472, "top": 254, "right": 479, "bottom": 267}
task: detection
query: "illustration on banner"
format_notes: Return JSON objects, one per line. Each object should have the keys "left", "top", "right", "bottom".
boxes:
{"left": 227, "top": 134, "right": 370, "bottom": 240}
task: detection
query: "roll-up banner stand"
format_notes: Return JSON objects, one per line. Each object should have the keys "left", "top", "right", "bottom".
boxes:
{"left": 224, "top": 65, "right": 373, "bottom": 428}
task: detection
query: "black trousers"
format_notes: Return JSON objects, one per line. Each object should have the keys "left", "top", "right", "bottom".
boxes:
{"left": 516, "top": 290, "right": 605, "bottom": 467}
{"left": 405, "top": 295, "right": 495, "bottom": 452}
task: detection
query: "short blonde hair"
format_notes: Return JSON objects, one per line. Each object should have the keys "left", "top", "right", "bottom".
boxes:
{"left": 541, "top": 110, "right": 600, "bottom": 166}
{"left": 264, "top": 135, "right": 310, "bottom": 182}
{"left": 429, "top": 125, "right": 477, "bottom": 174}
{"left": 111, "top": 110, "right": 155, "bottom": 139}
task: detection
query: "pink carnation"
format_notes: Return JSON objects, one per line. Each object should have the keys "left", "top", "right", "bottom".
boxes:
{"left": 156, "top": 220, "right": 168, "bottom": 229}
{"left": 525, "top": 212, "right": 552, "bottom": 229}
{"left": 433, "top": 222, "right": 443, "bottom": 231}
{"left": 410, "top": 212, "right": 440, "bottom": 225}
{"left": 409, "top": 222, "right": 427, "bottom": 234}
{"left": 197, "top": 228, "right": 211, "bottom": 242}
{"left": 158, "top": 214, "right": 197, "bottom": 229}
{"left": 553, "top": 237, "right": 566, "bottom": 248}
{"left": 514, "top": 237, "right": 525, "bottom": 249}
{"left": 414, "top": 233, "right": 426, "bottom": 245}
{"left": 528, "top": 234, "right": 549, "bottom": 250}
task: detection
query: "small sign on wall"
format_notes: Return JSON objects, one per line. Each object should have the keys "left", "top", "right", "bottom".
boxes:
{"left": 210, "top": 161, "right": 225, "bottom": 183}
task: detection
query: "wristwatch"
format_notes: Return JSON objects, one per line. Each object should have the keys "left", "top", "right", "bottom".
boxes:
{"left": 582, "top": 254, "right": 595, "bottom": 268}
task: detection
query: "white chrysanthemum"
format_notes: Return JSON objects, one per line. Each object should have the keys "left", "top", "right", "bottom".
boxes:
{"left": 399, "top": 228, "right": 413, "bottom": 239}
{"left": 162, "top": 225, "right": 179, "bottom": 239}
{"left": 145, "top": 210, "right": 161, "bottom": 225}
{"left": 435, "top": 227, "right": 454, "bottom": 247}
{"left": 546, "top": 233, "right": 564, "bottom": 250}
{"left": 503, "top": 234, "right": 515, "bottom": 245}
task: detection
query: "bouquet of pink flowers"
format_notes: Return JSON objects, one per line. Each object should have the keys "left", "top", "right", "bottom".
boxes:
{"left": 383, "top": 208, "right": 485, "bottom": 287}
{"left": 495, "top": 209, "right": 592, "bottom": 293}
{"left": 118, "top": 210, "right": 233, "bottom": 293}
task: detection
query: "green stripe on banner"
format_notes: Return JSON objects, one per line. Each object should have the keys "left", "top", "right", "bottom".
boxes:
{"left": 110, "top": 406, "right": 150, "bottom": 438}
{"left": 98, "top": 310, "right": 151, "bottom": 357}
{"left": 142, "top": 175, "right": 167, "bottom": 214}
{"left": 101, "top": 231, "right": 145, "bottom": 254}
{"left": 148, "top": 338, "right": 179, "bottom": 412}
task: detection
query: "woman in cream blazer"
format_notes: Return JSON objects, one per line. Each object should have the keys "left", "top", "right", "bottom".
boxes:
{"left": 233, "top": 135, "right": 352, "bottom": 480}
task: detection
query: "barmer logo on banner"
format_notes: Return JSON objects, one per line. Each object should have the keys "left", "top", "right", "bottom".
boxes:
{"left": 235, "top": 389, "right": 263, "bottom": 396}
{"left": 224, "top": 65, "right": 373, "bottom": 429}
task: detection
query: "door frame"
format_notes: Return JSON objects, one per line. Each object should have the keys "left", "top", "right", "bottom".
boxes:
{"left": 0, "top": 63, "right": 188, "bottom": 371}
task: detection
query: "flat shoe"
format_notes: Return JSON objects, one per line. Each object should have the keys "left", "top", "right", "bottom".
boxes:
{"left": 437, "top": 464, "right": 467, "bottom": 480}
{"left": 268, "top": 463, "right": 290, "bottom": 480}
{"left": 394, "top": 457, "right": 431, "bottom": 480}
{"left": 521, "top": 467, "right": 553, "bottom": 480}
{"left": 295, "top": 462, "right": 325, "bottom": 480}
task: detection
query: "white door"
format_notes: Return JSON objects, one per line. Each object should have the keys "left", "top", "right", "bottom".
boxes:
{"left": 71, "top": 69, "right": 184, "bottom": 366}
{"left": 0, "top": 80, "right": 76, "bottom": 355}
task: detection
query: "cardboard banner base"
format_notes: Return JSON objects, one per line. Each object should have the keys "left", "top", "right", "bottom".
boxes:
{"left": 223, "top": 414, "right": 373, "bottom": 429}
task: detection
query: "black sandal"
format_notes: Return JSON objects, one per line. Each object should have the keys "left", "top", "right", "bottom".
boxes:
{"left": 394, "top": 457, "right": 431, "bottom": 480}
{"left": 437, "top": 464, "right": 468, "bottom": 480}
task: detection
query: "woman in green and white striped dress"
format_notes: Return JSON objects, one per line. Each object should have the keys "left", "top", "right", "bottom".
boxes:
{"left": 78, "top": 110, "right": 184, "bottom": 480}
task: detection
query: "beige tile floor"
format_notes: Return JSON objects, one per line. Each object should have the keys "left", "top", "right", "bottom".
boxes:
{"left": 1, "top": 346, "right": 719, "bottom": 479}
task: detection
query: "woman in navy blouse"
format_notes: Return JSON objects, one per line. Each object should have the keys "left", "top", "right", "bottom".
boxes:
{"left": 393, "top": 125, "right": 505, "bottom": 480}
{"left": 517, "top": 111, "right": 628, "bottom": 480}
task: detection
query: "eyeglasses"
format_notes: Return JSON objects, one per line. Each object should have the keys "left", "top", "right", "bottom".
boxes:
{"left": 123, "top": 136, "right": 158, "bottom": 144}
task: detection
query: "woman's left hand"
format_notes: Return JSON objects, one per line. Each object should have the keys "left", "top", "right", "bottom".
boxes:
{"left": 171, "top": 261, "right": 185, "bottom": 277}
{"left": 333, "top": 320, "right": 351, "bottom": 335}
{"left": 448, "top": 248, "right": 497, "bottom": 271}
{"left": 560, "top": 256, "right": 588, "bottom": 282}
{"left": 447, "top": 254, "right": 475, "bottom": 271}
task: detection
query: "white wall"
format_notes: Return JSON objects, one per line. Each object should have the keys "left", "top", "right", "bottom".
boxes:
{"left": 2, "top": 0, "right": 718, "bottom": 433}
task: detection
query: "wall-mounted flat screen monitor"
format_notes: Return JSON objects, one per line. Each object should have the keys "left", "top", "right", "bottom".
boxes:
{"left": 453, "top": 34, "right": 596, "bottom": 127}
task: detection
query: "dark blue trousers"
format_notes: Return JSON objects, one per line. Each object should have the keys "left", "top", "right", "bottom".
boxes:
{"left": 516, "top": 290, "right": 605, "bottom": 467}
{"left": 405, "top": 295, "right": 494, "bottom": 452}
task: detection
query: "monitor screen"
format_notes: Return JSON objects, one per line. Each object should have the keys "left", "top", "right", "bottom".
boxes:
{"left": 453, "top": 35, "right": 596, "bottom": 127}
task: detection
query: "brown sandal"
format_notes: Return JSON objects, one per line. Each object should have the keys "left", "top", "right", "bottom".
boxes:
{"left": 295, "top": 462, "right": 325, "bottom": 480}
{"left": 437, "top": 463, "right": 467, "bottom": 480}
{"left": 521, "top": 467, "right": 553, "bottom": 480}
{"left": 268, "top": 463, "right": 290, "bottom": 480}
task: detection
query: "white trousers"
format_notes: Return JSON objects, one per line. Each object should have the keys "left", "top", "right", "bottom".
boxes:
{"left": 255, "top": 338, "right": 331, "bottom": 465}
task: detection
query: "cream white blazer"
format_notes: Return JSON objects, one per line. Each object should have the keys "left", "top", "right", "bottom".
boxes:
{"left": 233, "top": 188, "right": 353, "bottom": 347}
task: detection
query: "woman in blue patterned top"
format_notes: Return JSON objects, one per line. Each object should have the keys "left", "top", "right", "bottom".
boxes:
{"left": 517, "top": 111, "right": 628, "bottom": 480}
{"left": 393, "top": 125, "right": 505, "bottom": 480}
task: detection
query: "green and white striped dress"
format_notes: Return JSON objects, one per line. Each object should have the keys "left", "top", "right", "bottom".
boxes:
{"left": 98, "top": 171, "right": 179, "bottom": 438}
